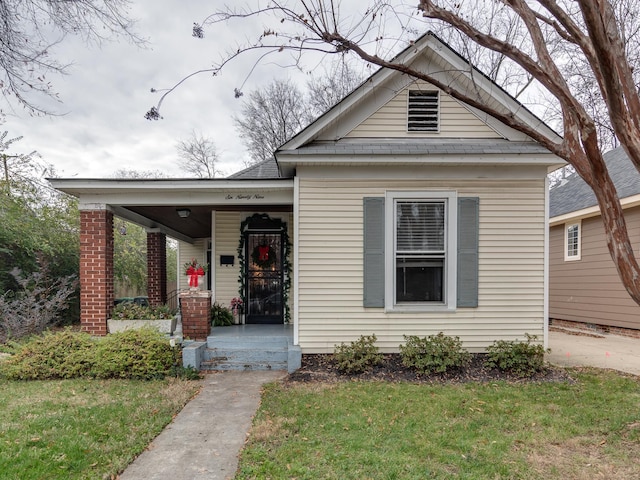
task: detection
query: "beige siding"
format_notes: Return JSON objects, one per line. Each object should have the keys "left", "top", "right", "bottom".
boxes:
{"left": 549, "top": 208, "right": 640, "bottom": 329}
{"left": 177, "top": 239, "right": 208, "bottom": 290}
{"left": 346, "top": 82, "right": 501, "bottom": 139}
{"left": 297, "top": 178, "right": 546, "bottom": 353}
{"left": 214, "top": 212, "right": 242, "bottom": 308}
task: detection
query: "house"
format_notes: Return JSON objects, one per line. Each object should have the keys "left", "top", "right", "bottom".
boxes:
{"left": 51, "top": 32, "right": 563, "bottom": 370}
{"left": 549, "top": 148, "right": 640, "bottom": 336}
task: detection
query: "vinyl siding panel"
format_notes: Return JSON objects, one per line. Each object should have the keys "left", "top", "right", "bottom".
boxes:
{"left": 177, "top": 239, "right": 208, "bottom": 290}
{"left": 549, "top": 207, "right": 640, "bottom": 330}
{"left": 214, "top": 212, "right": 242, "bottom": 307}
{"left": 346, "top": 82, "right": 502, "bottom": 139}
{"left": 297, "top": 178, "right": 546, "bottom": 353}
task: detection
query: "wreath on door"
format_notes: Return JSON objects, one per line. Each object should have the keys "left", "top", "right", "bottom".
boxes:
{"left": 251, "top": 244, "right": 277, "bottom": 269}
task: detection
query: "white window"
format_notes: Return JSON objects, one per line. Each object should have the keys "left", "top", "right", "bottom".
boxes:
{"left": 565, "top": 221, "right": 581, "bottom": 261}
{"left": 407, "top": 90, "right": 439, "bottom": 132}
{"left": 385, "top": 191, "right": 457, "bottom": 311}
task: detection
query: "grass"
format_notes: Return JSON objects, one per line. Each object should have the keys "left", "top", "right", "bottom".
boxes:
{"left": 237, "top": 369, "right": 640, "bottom": 479}
{"left": 0, "top": 377, "right": 201, "bottom": 480}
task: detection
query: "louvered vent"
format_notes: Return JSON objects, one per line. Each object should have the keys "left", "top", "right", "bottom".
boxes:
{"left": 408, "top": 90, "right": 439, "bottom": 132}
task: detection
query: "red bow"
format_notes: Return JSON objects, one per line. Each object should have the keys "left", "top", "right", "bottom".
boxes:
{"left": 258, "top": 245, "right": 270, "bottom": 261}
{"left": 186, "top": 266, "right": 205, "bottom": 287}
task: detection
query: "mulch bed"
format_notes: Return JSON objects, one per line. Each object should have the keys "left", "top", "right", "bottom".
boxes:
{"left": 286, "top": 353, "right": 575, "bottom": 384}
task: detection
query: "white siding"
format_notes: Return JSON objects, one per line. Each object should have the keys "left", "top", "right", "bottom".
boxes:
{"left": 297, "top": 178, "right": 546, "bottom": 353}
{"left": 346, "top": 82, "right": 502, "bottom": 139}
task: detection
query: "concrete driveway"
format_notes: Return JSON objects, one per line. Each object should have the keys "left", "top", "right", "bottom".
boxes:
{"left": 546, "top": 329, "right": 640, "bottom": 376}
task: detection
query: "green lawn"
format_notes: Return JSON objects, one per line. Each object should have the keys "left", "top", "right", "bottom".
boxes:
{"left": 237, "top": 369, "right": 640, "bottom": 479}
{"left": 0, "top": 377, "right": 201, "bottom": 480}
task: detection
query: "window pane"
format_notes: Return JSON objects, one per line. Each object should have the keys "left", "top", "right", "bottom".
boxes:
{"left": 567, "top": 224, "right": 579, "bottom": 257}
{"left": 396, "top": 258, "right": 443, "bottom": 302}
{"left": 396, "top": 202, "right": 444, "bottom": 252}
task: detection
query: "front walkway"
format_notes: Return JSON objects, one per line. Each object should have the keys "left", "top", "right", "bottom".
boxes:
{"left": 119, "top": 370, "right": 285, "bottom": 480}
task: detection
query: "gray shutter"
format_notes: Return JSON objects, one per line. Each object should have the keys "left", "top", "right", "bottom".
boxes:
{"left": 363, "top": 197, "right": 385, "bottom": 307}
{"left": 457, "top": 197, "right": 479, "bottom": 308}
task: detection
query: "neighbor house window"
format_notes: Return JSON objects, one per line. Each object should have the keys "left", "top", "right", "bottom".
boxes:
{"left": 385, "top": 191, "right": 457, "bottom": 311}
{"left": 408, "top": 90, "right": 439, "bottom": 132}
{"left": 565, "top": 221, "right": 581, "bottom": 261}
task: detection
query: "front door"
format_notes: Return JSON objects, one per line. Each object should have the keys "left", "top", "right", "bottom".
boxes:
{"left": 245, "top": 232, "right": 283, "bottom": 324}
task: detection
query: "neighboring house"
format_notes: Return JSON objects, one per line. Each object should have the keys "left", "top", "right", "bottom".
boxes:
{"left": 549, "top": 148, "right": 640, "bottom": 336}
{"left": 51, "top": 32, "right": 562, "bottom": 358}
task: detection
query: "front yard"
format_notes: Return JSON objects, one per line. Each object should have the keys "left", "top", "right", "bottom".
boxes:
{"left": 238, "top": 368, "right": 640, "bottom": 479}
{"left": 0, "top": 378, "right": 201, "bottom": 480}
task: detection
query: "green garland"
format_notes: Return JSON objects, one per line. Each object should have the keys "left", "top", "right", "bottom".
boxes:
{"left": 237, "top": 214, "right": 292, "bottom": 323}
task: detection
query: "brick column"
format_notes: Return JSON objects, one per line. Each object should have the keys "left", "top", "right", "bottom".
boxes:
{"left": 147, "top": 230, "right": 167, "bottom": 306}
{"left": 80, "top": 209, "right": 114, "bottom": 336}
{"left": 180, "top": 291, "right": 211, "bottom": 341}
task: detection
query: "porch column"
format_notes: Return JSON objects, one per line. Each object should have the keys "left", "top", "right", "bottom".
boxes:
{"left": 147, "top": 230, "right": 167, "bottom": 306}
{"left": 180, "top": 291, "right": 212, "bottom": 341}
{"left": 79, "top": 208, "right": 114, "bottom": 336}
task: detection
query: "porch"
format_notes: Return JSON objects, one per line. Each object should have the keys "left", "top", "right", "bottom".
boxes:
{"left": 182, "top": 324, "right": 301, "bottom": 373}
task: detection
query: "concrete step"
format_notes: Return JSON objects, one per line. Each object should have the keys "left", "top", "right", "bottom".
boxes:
{"left": 203, "top": 347, "right": 289, "bottom": 364}
{"left": 200, "top": 359, "right": 288, "bottom": 371}
{"left": 206, "top": 335, "right": 290, "bottom": 349}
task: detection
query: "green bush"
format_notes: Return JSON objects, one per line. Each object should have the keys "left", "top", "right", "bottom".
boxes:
{"left": 333, "top": 334, "right": 383, "bottom": 374}
{"left": 0, "top": 328, "right": 95, "bottom": 380}
{"left": 112, "top": 302, "right": 175, "bottom": 320}
{"left": 91, "top": 328, "right": 180, "bottom": 380}
{"left": 0, "top": 328, "right": 182, "bottom": 380}
{"left": 211, "top": 302, "right": 234, "bottom": 326}
{"left": 399, "top": 332, "right": 471, "bottom": 374}
{"left": 484, "top": 334, "right": 548, "bottom": 377}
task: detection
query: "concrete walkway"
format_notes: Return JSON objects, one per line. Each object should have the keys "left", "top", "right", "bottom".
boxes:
{"left": 546, "top": 329, "right": 640, "bottom": 376}
{"left": 119, "top": 370, "right": 286, "bottom": 480}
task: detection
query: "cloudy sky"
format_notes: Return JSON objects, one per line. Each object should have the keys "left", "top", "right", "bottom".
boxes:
{"left": 3, "top": 0, "right": 306, "bottom": 179}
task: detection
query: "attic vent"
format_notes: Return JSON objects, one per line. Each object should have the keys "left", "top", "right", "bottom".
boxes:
{"left": 408, "top": 90, "right": 439, "bottom": 132}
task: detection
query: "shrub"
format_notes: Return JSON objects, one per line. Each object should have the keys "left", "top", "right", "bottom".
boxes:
{"left": 211, "top": 302, "right": 234, "bottom": 326}
{"left": 399, "top": 332, "right": 471, "bottom": 374}
{"left": 111, "top": 302, "right": 174, "bottom": 320}
{"left": 91, "top": 328, "right": 180, "bottom": 380}
{"left": 0, "top": 328, "right": 95, "bottom": 380}
{"left": 484, "top": 334, "right": 548, "bottom": 377}
{"left": 333, "top": 334, "right": 383, "bottom": 374}
{"left": 0, "top": 261, "right": 77, "bottom": 342}
{"left": 0, "top": 328, "right": 182, "bottom": 380}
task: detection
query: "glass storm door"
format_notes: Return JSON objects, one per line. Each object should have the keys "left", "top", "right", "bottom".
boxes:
{"left": 245, "top": 232, "right": 284, "bottom": 324}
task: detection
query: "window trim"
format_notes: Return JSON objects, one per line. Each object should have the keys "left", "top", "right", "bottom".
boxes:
{"left": 564, "top": 221, "right": 581, "bottom": 261}
{"left": 385, "top": 191, "right": 457, "bottom": 312}
{"left": 407, "top": 90, "right": 440, "bottom": 133}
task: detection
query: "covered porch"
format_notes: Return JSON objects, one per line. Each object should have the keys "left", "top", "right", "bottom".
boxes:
{"left": 50, "top": 178, "right": 296, "bottom": 346}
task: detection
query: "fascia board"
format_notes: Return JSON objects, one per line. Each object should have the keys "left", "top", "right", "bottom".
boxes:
{"left": 49, "top": 178, "right": 293, "bottom": 196}
{"left": 276, "top": 152, "right": 563, "bottom": 167}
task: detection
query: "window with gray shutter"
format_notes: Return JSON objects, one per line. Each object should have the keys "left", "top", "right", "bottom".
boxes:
{"left": 408, "top": 90, "right": 439, "bottom": 132}
{"left": 363, "top": 197, "right": 385, "bottom": 307}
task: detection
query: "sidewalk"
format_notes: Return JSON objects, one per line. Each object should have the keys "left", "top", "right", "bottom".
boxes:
{"left": 119, "top": 370, "right": 286, "bottom": 480}
{"left": 546, "top": 329, "right": 640, "bottom": 376}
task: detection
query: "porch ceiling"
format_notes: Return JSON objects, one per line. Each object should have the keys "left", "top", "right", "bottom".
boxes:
{"left": 120, "top": 204, "right": 293, "bottom": 240}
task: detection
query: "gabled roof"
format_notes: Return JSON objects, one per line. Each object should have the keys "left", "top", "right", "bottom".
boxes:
{"left": 549, "top": 148, "right": 640, "bottom": 218}
{"left": 276, "top": 31, "right": 562, "bottom": 160}
{"left": 227, "top": 157, "right": 284, "bottom": 179}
